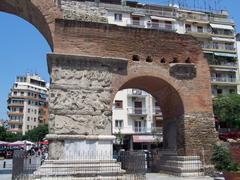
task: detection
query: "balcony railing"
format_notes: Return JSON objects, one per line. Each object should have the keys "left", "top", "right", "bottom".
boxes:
{"left": 113, "top": 126, "right": 163, "bottom": 134}
{"left": 209, "top": 17, "right": 234, "bottom": 24}
{"left": 186, "top": 28, "right": 211, "bottom": 34}
{"left": 147, "top": 22, "right": 175, "bottom": 31}
{"left": 134, "top": 126, "right": 163, "bottom": 134}
{"left": 201, "top": 43, "right": 236, "bottom": 52}
{"left": 152, "top": 107, "right": 162, "bottom": 115}
{"left": 181, "top": 13, "right": 209, "bottom": 22}
{"left": 127, "top": 89, "right": 147, "bottom": 96}
{"left": 208, "top": 61, "right": 238, "bottom": 67}
{"left": 212, "top": 30, "right": 234, "bottom": 36}
{"left": 127, "top": 107, "right": 147, "bottom": 115}
{"left": 211, "top": 77, "right": 237, "bottom": 83}
{"left": 128, "top": 20, "right": 145, "bottom": 27}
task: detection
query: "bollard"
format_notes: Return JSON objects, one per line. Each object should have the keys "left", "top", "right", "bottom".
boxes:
{"left": 3, "top": 161, "right": 6, "bottom": 168}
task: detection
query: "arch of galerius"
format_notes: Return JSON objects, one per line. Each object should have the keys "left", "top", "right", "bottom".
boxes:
{"left": 0, "top": 0, "right": 218, "bottom": 178}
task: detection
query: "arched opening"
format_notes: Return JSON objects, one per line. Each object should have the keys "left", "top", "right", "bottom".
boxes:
{"left": 0, "top": 12, "right": 52, "bottom": 136}
{"left": 112, "top": 76, "right": 185, "bottom": 153}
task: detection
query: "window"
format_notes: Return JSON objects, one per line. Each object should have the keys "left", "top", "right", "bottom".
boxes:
{"left": 27, "top": 117, "right": 30, "bottom": 121}
{"left": 20, "top": 91, "right": 24, "bottom": 96}
{"left": 28, "top": 108, "right": 30, "bottom": 113}
{"left": 217, "top": 89, "right": 222, "bottom": 95}
{"left": 114, "top": 13, "right": 122, "bottom": 21}
{"left": 28, "top": 100, "right": 31, "bottom": 105}
{"left": 197, "top": 26, "right": 203, "bottom": 33}
{"left": 34, "top": 118, "right": 36, "bottom": 122}
{"left": 185, "top": 24, "right": 191, "bottom": 32}
{"left": 134, "top": 121, "right": 145, "bottom": 133}
{"left": 115, "top": 120, "right": 123, "bottom": 128}
{"left": 34, "top": 109, "right": 37, "bottom": 114}
{"left": 115, "top": 100, "right": 123, "bottom": 109}
{"left": 229, "top": 89, "right": 235, "bottom": 94}
{"left": 13, "top": 91, "right": 17, "bottom": 95}
{"left": 27, "top": 125, "right": 29, "bottom": 130}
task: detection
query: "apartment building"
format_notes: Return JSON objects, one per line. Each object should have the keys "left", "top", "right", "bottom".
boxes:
{"left": 7, "top": 74, "right": 48, "bottom": 135}
{"left": 112, "top": 89, "right": 162, "bottom": 150}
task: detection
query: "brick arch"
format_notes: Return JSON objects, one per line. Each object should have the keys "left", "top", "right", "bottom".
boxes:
{"left": 117, "top": 76, "right": 184, "bottom": 120}
{"left": 0, "top": 0, "right": 62, "bottom": 50}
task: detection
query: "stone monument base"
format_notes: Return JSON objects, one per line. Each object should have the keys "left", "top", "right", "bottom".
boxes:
{"left": 34, "top": 160, "right": 125, "bottom": 180}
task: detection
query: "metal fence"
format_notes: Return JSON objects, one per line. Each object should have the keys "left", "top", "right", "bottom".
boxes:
{"left": 12, "top": 150, "right": 146, "bottom": 180}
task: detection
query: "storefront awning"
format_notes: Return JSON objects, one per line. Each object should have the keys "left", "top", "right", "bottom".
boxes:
{"left": 133, "top": 135, "right": 161, "bottom": 143}
{"left": 212, "top": 37, "right": 235, "bottom": 42}
{"left": 214, "top": 52, "right": 237, "bottom": 58}
{"left": 150, "top": 16, "right": 176, "bottom": 22}
{"left": 210, "top": 23, "right": 234, "bottom": 30}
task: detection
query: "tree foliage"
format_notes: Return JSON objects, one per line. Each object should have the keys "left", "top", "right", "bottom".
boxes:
{"left": 0, "top": 124, "right": 48, "bottom": 142}
{"left": 0, "top": 126, "right": 22, "bottom": 142}
{"left": 23, "top": 124, "right": 48, "bottom": 142}
{"left": 213, "top": 94, "right": 240, "bottom": 129}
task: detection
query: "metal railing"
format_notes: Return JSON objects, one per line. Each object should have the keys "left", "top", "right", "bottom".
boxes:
{"left": 127, "top": 107, "right": 147, "bottom": 115}
{"left": 212, "top": 29, "right": 234, "bottom": 36}
{"left": 186, "top": 28, "right": 211, "bottom": 34}
{"left": 113, "top": 126, "right": 163, "bottom": 134}
{"left": 152, "top": 107, "right": 162, "bottom": 115}
{"left": 201, "top": 43, "right": 236, "bottom": 51}
{"left": 209, "top": 17, "right": 235, "bottom": 24}
{"left": 208, "top": 61, "right": 238, "bottom": 67}
{"left": 127, "top": 89, "right": 148, "bottom": 96}
{"left": 128, "top": 20, "right": 145, "bottom": 27}
{"left": 211, "top": 77, "right": 237, "bottom": 83}
{"left": 181, "top": 13, "right": 209, "bottom": 21}
{"left": 147, "top": 22, "right": 175, "bottom": 31}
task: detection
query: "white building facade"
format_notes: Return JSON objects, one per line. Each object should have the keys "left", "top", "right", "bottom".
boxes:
{"left": 112, "top": 89, "right": 162, "bottom": 150}
{"left": 7, "top": 74, "right": 48, "bottom": 135}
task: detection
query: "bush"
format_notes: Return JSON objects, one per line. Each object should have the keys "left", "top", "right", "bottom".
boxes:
{"left": 211, "top": 144, "right": 240, "bottom": 172}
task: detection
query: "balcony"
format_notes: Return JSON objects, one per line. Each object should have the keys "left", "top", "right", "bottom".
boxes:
{"left": 185, "top": 28, "right": 212, "bottom": 38}
{"left": 209, "top": 17, "right": 234, "bottom": 25}
{"left": 211, "top": 77, "right": 238, "bottom": 85}
{"left": 147, "top": 22, "right": 176, "bottom": 31}
{"left": 212, "top": 30, "right": 235, "bottom": 38}
{"left": 208, "top": 61, "right": 238, "bottom": 68}
{"left": 8, "top": 120, "right": 23, "bottom": 125}
{"left": 8, "top": 128, "right": 22, "bottom": 133}
{"left": 7, "top": 111, "right": 24, "bottom": 116}
{"left": 152, "top": 107, "right": 162, "bottom": 116}
{"left": 134, "top": 126, "right": 163, "bottom": 134}
{"left": 127, "top": 107, "right": 147, "bottom": 116}
{"left": 201, "top": 43, "right": 236, "bottom": 53}
{"left": 127, "top": 20, "right": 145, "bottom": 28}
{"left": 127, "top": 89, "right": 147, "bottom": 97}
{"left": 145, "top": 9, "right": 177, "bottom": 18}
{"left": 181, "top": 13, "right": 209, "bottom": 23}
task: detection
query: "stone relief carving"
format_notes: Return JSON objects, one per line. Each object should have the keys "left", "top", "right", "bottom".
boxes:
{"left": 60, "top": 0, "right": 108, "bottom": 23}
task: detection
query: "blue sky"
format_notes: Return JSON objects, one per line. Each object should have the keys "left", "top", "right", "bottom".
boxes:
{"left": 0, "top": 0, "right": 240, "bottom": 120}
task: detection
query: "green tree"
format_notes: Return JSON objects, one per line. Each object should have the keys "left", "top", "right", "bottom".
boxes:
{"left": 213, "top": 94, "right": 240, "bottom": 129}
{"left": 23, "top": 124, "right": 48, "bottom": 142}
{"left": 0, "top": 126, "right": 22, "bottom": 142}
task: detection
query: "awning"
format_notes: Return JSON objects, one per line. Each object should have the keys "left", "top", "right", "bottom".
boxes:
{"left": 212, "top": 37, "right": 235, "bottom": 42}
{"left": 210, "top": 23, "right": 234, "bottom": 30}
{"left": 132, "top": 12, "right": 145, "bottom": 17}
{"left": 133, "top": 135, "right": 161, "bottom": 143}
{"left": 150, "top": 16, "right": 176, "bottom": 22}
{"left": 214, "top": 52, "right": 237, "bottom": 58}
